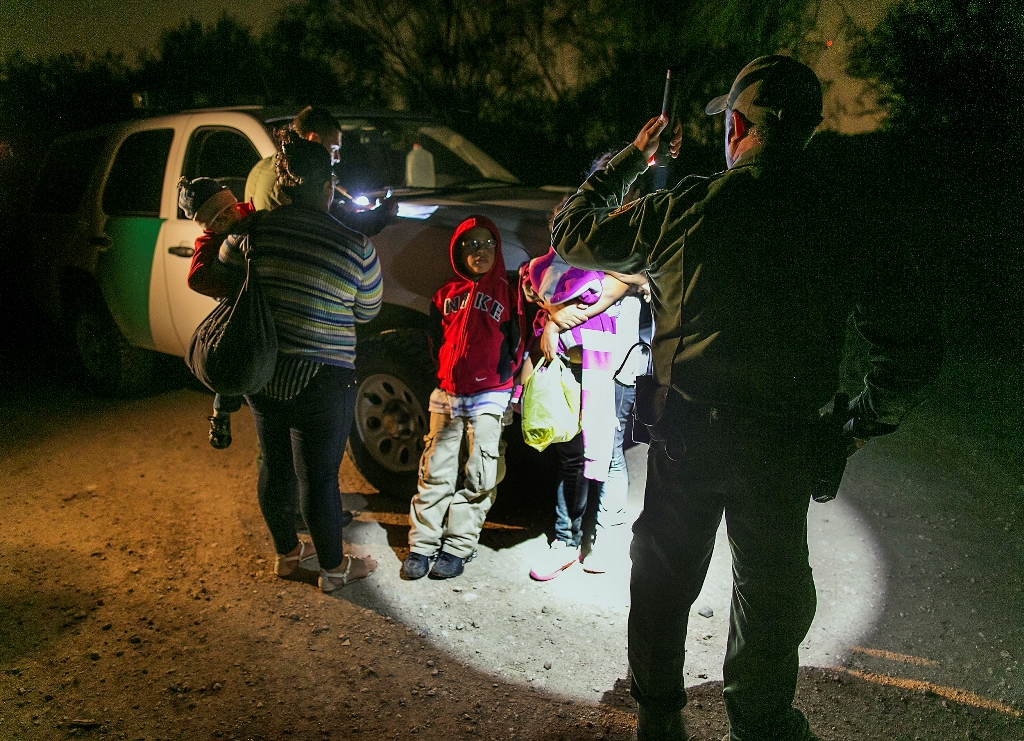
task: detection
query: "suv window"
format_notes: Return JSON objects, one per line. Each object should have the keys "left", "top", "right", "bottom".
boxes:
{"left": 32, "top": 135, "right": 108, "bottom": 215}
{"left": 333, "top": 118, "right": 517, "bottom": 195}
{"left": 102, "top": 129, "right": 174, "bottom": 217}
{"left": 180, "top": 127, "right": 261, "bottom": 209}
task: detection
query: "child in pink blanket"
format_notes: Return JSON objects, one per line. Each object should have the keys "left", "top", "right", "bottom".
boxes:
{"left": 520, "top": 248, "right": 635, "bottom": 580}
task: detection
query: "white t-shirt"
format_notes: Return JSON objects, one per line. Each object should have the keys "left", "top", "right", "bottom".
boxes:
{"left": 428, "top": 387, "right": 512, "bottom": 418}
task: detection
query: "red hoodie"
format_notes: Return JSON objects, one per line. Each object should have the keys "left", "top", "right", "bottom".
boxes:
{"left": 432, "top": 215, "right": 523, "bottom": 396}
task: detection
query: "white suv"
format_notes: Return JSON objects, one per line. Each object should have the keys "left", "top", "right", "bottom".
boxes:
{"left": 29, "top": 106, "right": 566, "bottom": 493}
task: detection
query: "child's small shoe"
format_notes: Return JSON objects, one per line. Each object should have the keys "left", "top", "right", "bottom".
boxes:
{"left": 402, "top": 552, "right": 434, "bottom": 580}
{"left": 529, "top": 540, "right": 579, "bottom": 581}
{"left": 209, "top": 413, "right": 232, "bottom": 449}
{"left": 429, "top": 550, "right": 474, "bottom": 579}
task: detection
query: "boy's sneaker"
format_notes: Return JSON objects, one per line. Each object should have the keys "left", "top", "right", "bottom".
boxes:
{"left": 209, "top": 414, "right": 231, "bottom": 449}
{"left": 529, "top": 540, "right": 579, "bottom": 581}
{"left": 402, "top": 552, "right": 434, "bottom": 580}
{"left": 429, "top": 550, "right": 476, "bottom": 579}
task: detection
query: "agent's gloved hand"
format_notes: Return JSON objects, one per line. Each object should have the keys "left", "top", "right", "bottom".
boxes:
{"left": 845, "top": 392, "right": 898, "bottom": 455}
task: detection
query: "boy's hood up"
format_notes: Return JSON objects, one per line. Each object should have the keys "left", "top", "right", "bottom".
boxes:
{"left": 449, "top": 214, "right": 506, "bottom": 280}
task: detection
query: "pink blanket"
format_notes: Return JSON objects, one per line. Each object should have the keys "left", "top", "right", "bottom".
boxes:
{"left": 522, "top": 249, "right": 618, "bottom": 481}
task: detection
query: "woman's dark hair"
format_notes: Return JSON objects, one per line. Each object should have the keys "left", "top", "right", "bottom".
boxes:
{"left": 275, "top": 131, "right": 332, "bottom": 204}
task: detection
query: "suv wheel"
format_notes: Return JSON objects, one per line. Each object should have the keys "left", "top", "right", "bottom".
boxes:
{"left": 68, "top": 299, "right": 154, "bottom": 397}
{"left": 349, "top": 330, "right": 434, "bottom": 497}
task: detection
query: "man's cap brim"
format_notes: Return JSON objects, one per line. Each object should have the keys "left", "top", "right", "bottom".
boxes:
{"left": 705, "top": 94, "right": 729, "bottom": 116}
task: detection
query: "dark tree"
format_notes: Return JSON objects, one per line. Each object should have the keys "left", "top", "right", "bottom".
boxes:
{"left": 133, "top": 16, "right": 268, "bottom": 109}
{"left": 273, "top": 0, "right": 821, "bottom": 184}
{"left": 848, "top": 0, "right": 1024, "bottom": 357}
{"left": 0, "top": 51, "right": 135, "bottom": 142}
{"left": 132, "top": 14, "right": 355, "bottom": 110}
{"left": 850, "top": 0, "right": 1024, "bottom": 144}
{"left": 0, "top": 51, "right": 137, "bottom": 211}
{"left": 0, "top": 1, "right": 825, "bottom": 190}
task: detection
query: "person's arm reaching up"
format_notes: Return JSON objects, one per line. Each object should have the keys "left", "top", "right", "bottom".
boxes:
{"left": 552, "top": 115, "right": 673, "bottom": 275}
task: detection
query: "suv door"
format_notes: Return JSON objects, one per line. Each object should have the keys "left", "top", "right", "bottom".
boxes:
{"left": 158, "top": 114, "right": 273, "bottom": 354}
{"left": 97, "top": 126, "right": 177, "bottom": 352}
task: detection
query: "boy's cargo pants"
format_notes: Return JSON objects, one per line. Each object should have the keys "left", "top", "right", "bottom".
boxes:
{"left": 408, "top": 409, "right": 507, "bottom": 559}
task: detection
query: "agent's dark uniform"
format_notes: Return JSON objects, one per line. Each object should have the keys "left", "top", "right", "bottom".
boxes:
{"left": 553, "top": 57, "right": 941, "bottom": 741}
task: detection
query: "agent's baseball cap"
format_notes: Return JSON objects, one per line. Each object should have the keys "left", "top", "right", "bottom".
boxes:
{"left": 705, "top": 55, "right": 823, "bottom": 126}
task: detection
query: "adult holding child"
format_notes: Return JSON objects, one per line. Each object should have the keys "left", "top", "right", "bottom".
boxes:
{"left": 222, "top": 134, "right": 382, "bottom": 592}
{"left": 519, "top": 249, "right": 637, "bottom": 580}
{"left": 202, "top": 106, "right": 345, "bottom": 450}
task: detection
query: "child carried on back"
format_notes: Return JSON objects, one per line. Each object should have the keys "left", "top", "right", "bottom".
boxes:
{"left": 402, "top": 216, "right": 523, "bottom": 580}
{"left": 177, "top": 177, "right": 256, "bottom": 449}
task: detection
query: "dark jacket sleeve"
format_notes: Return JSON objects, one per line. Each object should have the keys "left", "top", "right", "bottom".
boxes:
{"left": 497, "top": 307, "right": 523, "bottom": 384}
{"left": 852, "top": 242, "right": 944, "bottom": 427}
{"left": 427, "top": 302, "right": 443, "bottom": 368}
{"left": 332, "top": 202, "right": 393, "bottom": 237}
{"left": 552, "top": 145, "right": 662, "bottom": 274}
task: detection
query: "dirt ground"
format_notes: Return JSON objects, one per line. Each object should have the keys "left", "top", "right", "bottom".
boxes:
{"left": 0, "top": 352, "right": 1022, "bottom": 740}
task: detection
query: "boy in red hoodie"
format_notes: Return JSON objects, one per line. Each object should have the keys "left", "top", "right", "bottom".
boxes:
{"left": 403, "top": 215, "right": 522, "bottom": 580}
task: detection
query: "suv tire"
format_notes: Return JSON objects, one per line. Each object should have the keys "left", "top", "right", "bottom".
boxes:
{"left": 67, "top": 298, "right": 155, "bottom": 398}
{"left": 349, "top": 329, "right": 435, "bottom": 497}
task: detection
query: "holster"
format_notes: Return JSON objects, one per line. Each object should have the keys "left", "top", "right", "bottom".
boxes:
{"left": 633, "top": 375, "right": 667, "bottom": 427}
{"left": 811, "top": 393, "right": 852, "bottom": 503}
{"left": 633, "top": 376, "right": 686, "bottom": 460}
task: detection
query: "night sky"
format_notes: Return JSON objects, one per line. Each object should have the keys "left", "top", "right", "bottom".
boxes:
{"left": 0, "top": 0, "right": 295, "bottom": 59}
{"left": 2, "top": 1, "right": 889, "bottom": 135}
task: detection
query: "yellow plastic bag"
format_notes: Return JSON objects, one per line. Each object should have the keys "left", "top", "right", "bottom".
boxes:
{"left": 521, "top": 356, "right": 581, "bottom": 451}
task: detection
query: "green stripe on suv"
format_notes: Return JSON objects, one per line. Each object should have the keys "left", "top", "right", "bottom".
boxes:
{"left": 96, "top": 216, "right": 165, "bottom": 349}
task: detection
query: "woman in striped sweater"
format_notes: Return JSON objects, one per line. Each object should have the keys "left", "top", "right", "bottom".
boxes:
{"left": 221, "top": 135, "right": 382, "bottom": 592}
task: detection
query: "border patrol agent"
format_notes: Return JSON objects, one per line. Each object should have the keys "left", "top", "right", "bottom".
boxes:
{"left": 552, "top": 55, "right": 942, "bottom": 741}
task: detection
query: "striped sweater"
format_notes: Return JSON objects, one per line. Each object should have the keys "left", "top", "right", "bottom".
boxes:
{"left": 221, "top": 204, "right": 382, "bottom": 370}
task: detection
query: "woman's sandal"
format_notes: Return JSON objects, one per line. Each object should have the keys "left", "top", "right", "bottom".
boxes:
{"left": 319, "top": 555, "right": 374, "bottom": 593}
{"left": 275, "top": 540, "right": 317, "bottom": 577}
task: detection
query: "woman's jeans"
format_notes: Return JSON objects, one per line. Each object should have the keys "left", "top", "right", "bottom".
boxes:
{"left": 247, "top": 365, "right": 356, "bottom": 572}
